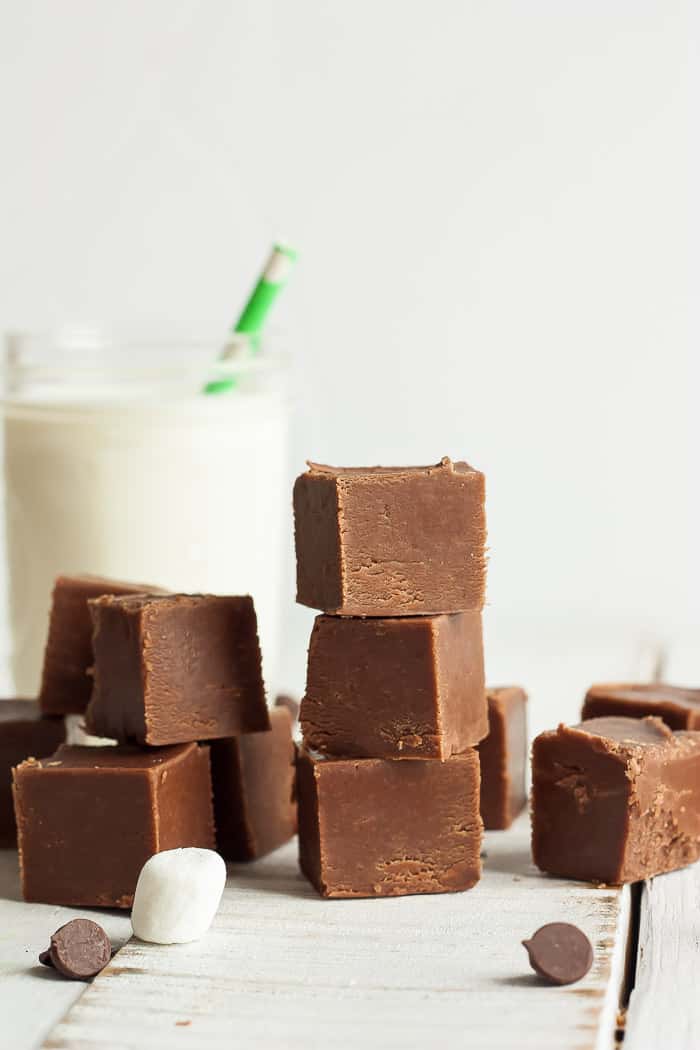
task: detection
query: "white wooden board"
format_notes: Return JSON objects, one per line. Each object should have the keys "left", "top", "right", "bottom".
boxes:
{"left": 36, "top": 815, "right": 627, "bottom": 1050}
{"left": 0, "top": 850, "right": 132, "bottom": 1050}
{"left": 624, "top": 863, "right": 700, "bottom": 1050}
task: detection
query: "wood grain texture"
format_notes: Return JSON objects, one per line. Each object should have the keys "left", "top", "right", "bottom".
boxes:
{"left": 42, "top": 815, "right": 624, "bottom": 1050}
{"left": 0, "top": 850, "right": 132, "bottom": 1050}
{"left": 624, "top": 862, "right": 700, "bottom": 1050}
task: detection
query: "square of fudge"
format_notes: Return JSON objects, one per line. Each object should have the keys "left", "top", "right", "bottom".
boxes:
{"left": 301, "top": 612, "right": 486, "bottom": 758}
{"left": 297, "top": 748, "right": 482, "bottom": 898}
{"left": 85, "top": 593, "right": 269, "bottom": 745}
{"left": 477, "top": 686, "right": 528, "bottom": 830}
{"left": 39, "top": 574, "right": 162, "bottom": 715}
{"left": 13, "top": 742, "right": 214, "bottom": 907}
{"left": 210, "top": 707, "right": 297, "bottom": 861}
{"left": 0, "top": 700, "right": 65, "bottom": 847}
{"left": 532, "top": 716, "right": 700, "bottom": 884}
{"left": 293, "top": 458, "right": 486, "bottom": 615}
{"left": 582, "top": 682, "right": 700, "bottom": 730}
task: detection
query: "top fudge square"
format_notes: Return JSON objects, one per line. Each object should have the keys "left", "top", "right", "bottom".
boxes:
{"left": 293, "top": 458, "right": 487, "bottom": 615}
{"left": 85, "top": 594, "right": 269, "bottom": 746}
{"left": 39, "top": 574, "right": 162, "bottom": 715}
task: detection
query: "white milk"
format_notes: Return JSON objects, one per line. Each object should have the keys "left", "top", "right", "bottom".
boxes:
{"left": 2, "top": 332, "right": 289, "bottom": 697}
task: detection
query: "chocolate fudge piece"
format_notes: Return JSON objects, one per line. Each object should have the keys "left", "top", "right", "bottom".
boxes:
{"left": 532, "top": 716, "right": 700, "bottom": 884}
{"left": 301, "top": 612, "right": 486, "bottom": 759}
{"left": 85, "top": 594, "right": 269, "bottom": 745}
{"left": 39, "top": 574, "right": 162, "bottom": 715}
{"left": 274, "top": 694, "right": 300, "bottom": 722}
{"left": 293, "top": 458, "right": 486, "bottom": 615}
{"left": 13, "top": 742, "right": 214, "bottom": 907}
{"left": 478, "top": 686, "right": 528, "bottom": 829}
{"left": 0, "top": 700, "right": 65, "bottom": 847}
{"left": 297, "top": 748, "right": 482, "bottom": 898}
{"left": 582, "top": 683, "right": 700, "bottom": 730}
{"left": 210, "top": 707, "right": 297, "bottom": 861}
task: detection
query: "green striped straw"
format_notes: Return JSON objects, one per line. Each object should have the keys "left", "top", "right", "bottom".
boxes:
{"left": 203, "top": 241, "right": 297, "bottom": 395}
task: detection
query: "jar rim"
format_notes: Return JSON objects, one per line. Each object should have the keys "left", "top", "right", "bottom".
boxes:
{"left": 3, "top": 326, "right": 287, "bottom": 382}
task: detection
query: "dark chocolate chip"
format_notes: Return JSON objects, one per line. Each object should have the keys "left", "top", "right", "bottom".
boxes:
{"left": 38, "top": 949, "right": 53, "bottom": 967}
{"left": 44, "top": 918, "right": 112, "bottom": 981}
{"left": 274, "top": 695, "right": 299, "bottom": 721}
{"left": 522, "top": 922, "right": 593, "bottom": 985}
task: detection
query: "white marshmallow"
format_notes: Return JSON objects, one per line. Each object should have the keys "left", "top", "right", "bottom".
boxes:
{"left": 64, "top": 714, "right": 117, "bottom": 747}
{"left": 131, "top": 848, "right": 226, "bottom": 944}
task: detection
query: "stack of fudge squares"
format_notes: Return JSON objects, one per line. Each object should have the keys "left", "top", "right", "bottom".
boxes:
{"left": 292, "top": 457, "right": 528, "bottom": 898}
{"left": 5, "top": 576, "right": 296, "bottom": 907}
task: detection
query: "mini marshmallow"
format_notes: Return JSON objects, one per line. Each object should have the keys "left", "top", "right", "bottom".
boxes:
{"left": 64, "top": 714, "right": 117, "bottom": 748}
{"left": 131, "top": 848, "right": 226, "bottom": 944}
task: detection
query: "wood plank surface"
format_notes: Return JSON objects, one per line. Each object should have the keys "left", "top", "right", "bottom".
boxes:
{"left": 624, "top": 862, "right": 700, "bottom": 1050}
{"left": 41, "top": 815, "right": 626, "bottom": 1050}
{"left": 0, "top": 850, "right": 132, "bottom": 1050}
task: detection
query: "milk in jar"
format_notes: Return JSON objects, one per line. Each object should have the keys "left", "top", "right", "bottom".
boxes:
{"left": 2, "top": 329, "right": 289, "bottom": 696}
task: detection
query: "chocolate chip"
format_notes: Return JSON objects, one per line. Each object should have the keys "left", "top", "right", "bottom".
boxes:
{"left": 41, "top": 919, "right": 112, "bottom": 981}
{"left": 522, "top": 922, "right": 593, "bottom": 985}
{"left": 274, "top": 694, "right": 299, "bottom": 721}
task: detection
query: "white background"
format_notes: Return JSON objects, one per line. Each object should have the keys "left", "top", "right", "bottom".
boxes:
{"left": 0, "top": 1, "right": 695, "bottom": 724}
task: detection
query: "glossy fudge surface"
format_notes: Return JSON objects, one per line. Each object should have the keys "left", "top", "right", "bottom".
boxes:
{"left": 0, "top": 700, "right": 65, "bottom": 847}
{"left": 297, "top": 748, "right": 482, "bottom": 898}
{"left": 293, "top": 458, "right": 486, "bottom": 616}
{"left": 210, "top": 707, "right": 297, "bottom": 861}
{"left": 86, "top": 594, "right": 269, "bottom": 745}
{"left": 478, "top": 686, "right": 528, "bottom": 830}
{"left": 301, "top": 612, "right": 486, "bottom": 759}
{"left": 582, "top": 683, "right": 700, "bottom": 730}
{"left": 13, "top": 742, "right": 214, "bottom": 907}
{"left": 39, "top": 574, "right": 160, "bottom": 715}
{"left": 532, "top": 717, "right": 700, "bottom": 884}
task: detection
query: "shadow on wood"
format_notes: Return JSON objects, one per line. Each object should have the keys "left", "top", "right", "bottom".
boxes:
{"left": 0, "top": 849, "right": 22, "bottom": 902}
